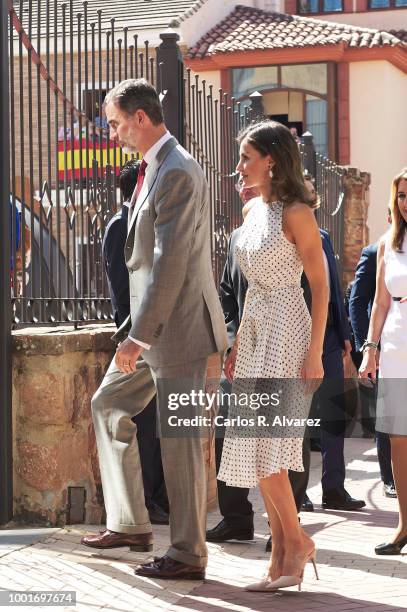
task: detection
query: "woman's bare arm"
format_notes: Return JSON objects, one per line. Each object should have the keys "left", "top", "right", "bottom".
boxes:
{"left": 359, "top": 238, "right": 391, "bottom": 380}
{"left": 284, "top": 203, "right": 329, "bottom": 373}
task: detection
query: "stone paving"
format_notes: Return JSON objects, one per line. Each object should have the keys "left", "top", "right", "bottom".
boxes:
{"left": 0, "top": 438, "right": 406, "bottom": 611}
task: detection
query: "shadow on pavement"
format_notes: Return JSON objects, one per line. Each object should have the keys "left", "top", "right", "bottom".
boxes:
{"left": 174, "top": 581, "right": 407, "bottom": 612}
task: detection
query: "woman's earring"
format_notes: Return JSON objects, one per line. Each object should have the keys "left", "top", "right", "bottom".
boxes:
{"left": 269, "top": 166, "right": 274, "bottom": 179}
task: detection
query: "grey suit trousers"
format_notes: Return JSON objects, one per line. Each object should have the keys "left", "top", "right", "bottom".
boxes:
{"left": 91, "top": 355, "right": 210, "bottom": 568}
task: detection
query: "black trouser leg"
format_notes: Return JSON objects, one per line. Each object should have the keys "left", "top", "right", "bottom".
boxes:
{"left": 319, "top": 328, "right": 347, "bottom": 494}
{"left": 289, "top": 435, "right": 311, "bottom": 512}
{"left": 215, "top": 435, "right": 254, "bottom": 528}
{"left": 132, "top": 396, "right": 168, "bottom": 511}
{"left": 377, "top": 431, "right": 394, "bottom": 486}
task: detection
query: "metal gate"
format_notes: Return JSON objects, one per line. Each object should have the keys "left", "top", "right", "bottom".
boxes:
{"left": 183, "top": 78, "right": 345, "bottom": 285}
{"left": 8, "top": 0, "right": 163, "bottom": 327}
{"left": 8, "top": 0, "right": 345, "bottom": 326}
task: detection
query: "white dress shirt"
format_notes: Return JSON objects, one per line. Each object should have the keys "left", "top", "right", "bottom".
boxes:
{"left": 127, "top": 130, "right": 172, "bottom": 351}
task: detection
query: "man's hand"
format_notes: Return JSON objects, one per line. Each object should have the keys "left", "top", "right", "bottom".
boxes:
{"left": 342, "top": 339, "right": 352, "bottom": 359}
{"left": 300, "top": 348, "right": 324, "bottom": 395}
{"left": 115, "top": 338, "right": 143, "bottom": 373}
{"left": 224, "top": 343, "right": 238, "bottom": 383}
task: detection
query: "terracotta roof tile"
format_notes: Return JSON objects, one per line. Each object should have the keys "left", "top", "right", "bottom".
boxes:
{"left": 388, "top": 29, "right": 407, "bottom": 44}
{"left": 187, "top": 5, "right": 407, "bottom": 59}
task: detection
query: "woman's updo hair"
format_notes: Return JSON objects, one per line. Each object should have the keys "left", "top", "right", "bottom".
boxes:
{"left": 238, "top": 120, "right": 316, "bottom": 208}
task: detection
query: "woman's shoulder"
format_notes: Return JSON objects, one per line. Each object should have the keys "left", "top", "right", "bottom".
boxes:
{"left": 282, "top": 200, "right": 315, "bottom": 222}
{"left": 378, "top": 229, "right": 391, "bottom": 249}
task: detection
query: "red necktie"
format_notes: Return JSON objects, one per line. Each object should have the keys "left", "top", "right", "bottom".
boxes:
{"left": 135, "top": 159, "right": 148, "bottom": 201}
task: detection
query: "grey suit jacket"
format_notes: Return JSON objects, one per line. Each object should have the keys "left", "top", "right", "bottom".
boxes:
{"left": 121, "top": 136, "right": 228, "bottom": 367}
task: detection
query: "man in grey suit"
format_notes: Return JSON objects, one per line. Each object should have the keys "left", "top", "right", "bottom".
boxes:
{"left": 81, "top": 79, "right": 228, "bottom": 580}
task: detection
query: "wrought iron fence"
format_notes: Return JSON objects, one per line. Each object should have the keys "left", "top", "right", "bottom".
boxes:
{"left": 9, "top": 0, "right": 160, "bottom": 326}
{"left": 183, "top": 79, "right": 345, "bottom": 286}
{"left": 8, "top": 0, "right": 345, "bottom": 326}
{"left": 183, "top": 73, "right": 261, "bottom": 286}
{"left": 300, "top": 132, "right": 345, "bottom": 267}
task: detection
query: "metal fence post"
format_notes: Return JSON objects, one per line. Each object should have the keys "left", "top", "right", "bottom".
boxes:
{"left": 301, "top": 131, "right": 316, "bottom": 178}
{"left": 0, "top": 0, "right": 12, "bottom": 525}
{"left": 157, "top": 31, "right": 185, "bottom": 146}
{"left": 249, "top": 90, "right": 265, "bottom": 123}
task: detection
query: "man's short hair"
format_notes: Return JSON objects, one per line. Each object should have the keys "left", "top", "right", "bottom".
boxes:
{"left": 104, "top": 79, "right": 164, "bottom": 125}
{"left": 303, "top": 170, "right": 314, "bottom": 183}
{"left": 119, "top": 159, "right": 140, "bottom": 201}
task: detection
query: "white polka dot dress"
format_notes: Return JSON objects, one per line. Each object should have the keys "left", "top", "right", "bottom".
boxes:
{"left": 218, "top": 199, "right": 312, "bottom": 488}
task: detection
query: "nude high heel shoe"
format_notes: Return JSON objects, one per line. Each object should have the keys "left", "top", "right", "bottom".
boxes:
{"left": 244, "top": 575, "right": 282, "bottom": 592}
{"left": 245, "top": 550, "right": 319, "bottom": 592}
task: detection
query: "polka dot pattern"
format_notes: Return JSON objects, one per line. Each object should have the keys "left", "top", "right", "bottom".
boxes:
{"left": 218, "top": 199, "right": 313, "bottom": 488}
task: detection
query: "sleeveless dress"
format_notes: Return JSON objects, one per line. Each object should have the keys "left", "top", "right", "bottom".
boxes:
{"left": 376, "top": 232, "right": 407, "bottom": 435}
{"left": 218, "top": 199, "right": 313, "bottom": 488}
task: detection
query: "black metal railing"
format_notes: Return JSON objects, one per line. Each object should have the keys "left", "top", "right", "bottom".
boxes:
{"left": 9, "top": 0, "right": 160, "bottom": 326}
{"left": 8, "top": 0, "right": 345, "bottom": 326}
{"left": 183, "top": 81, "right": 345, "bottom": 286}
{"left": 301, "top": 132, "right": 345, "bottom": 268}
{"left": 184, "top": 74, "right": 262, "bottom": 287}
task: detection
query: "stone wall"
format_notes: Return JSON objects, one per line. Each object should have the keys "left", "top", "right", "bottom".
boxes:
{"left": 12, "top": 324, "right": 115, "bottom": 526}
{"left": 12, "top": 326, "right": 220, "bottom": 526}
{"left": 342, "top": 167, "right": 371, "bottom": 290}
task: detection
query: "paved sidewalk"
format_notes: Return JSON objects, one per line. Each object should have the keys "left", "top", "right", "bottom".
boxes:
{"left": 0, "top": 438, "right": 406, "bottom": 611}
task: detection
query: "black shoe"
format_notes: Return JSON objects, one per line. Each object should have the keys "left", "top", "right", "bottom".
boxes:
{"left": 301, "top": 494, "right": 314, "bottom": 512}
{"left": 383, "top": 483, "right": 397, "bottom": 498}
{"left": 375, "top": 534, "right": 407, "bottom": 555}
{"left": 135, "top": 555, "right": 205, "bottom": 580}
{"left": 206, "top": 519, "right": 254, "bottom": 543}
{"left": 148, "top": 502, "right": 169, "bottom": 525}
{"left": 322, "top": 488, "right": 366, "bottom": 511}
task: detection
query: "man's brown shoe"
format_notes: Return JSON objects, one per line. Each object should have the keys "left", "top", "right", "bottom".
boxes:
{"left": 81, "top": 529, "right": 153, "bottom": 552}
{"left": 135, "top": 555, "right": 205, "bottom": 580}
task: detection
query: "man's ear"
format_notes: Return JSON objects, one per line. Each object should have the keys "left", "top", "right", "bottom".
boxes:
{"left": 135, "top": 109, "right": 145, "bottom": 126}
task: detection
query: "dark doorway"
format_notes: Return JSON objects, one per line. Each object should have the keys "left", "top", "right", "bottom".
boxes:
{"left": 268, "top": 114, "right": 303, "bottom": 139}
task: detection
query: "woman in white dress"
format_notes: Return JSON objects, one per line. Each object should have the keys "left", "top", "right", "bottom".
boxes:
{"left": 359, "top": 168, "right": 407, "bottom": 555}
{"left": 219, "top": 121, "right": 328, "bottom": 591}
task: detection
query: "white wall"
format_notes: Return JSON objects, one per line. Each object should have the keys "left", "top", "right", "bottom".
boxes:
{"left": 320, "top": 9, "right": 407, "bottom": 31}
{"left": 191, "top": 70, "right": 222, "bottom": 93}
{"left": 254, "top": 0, "right": 285, "bottom": 11}
{"left": 349, "top": 61, "right": 407, "bottom": 243}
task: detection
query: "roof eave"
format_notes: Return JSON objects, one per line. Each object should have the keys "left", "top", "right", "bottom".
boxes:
{"left": 185, "top": 43, "right": 407, "bottom": 74}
